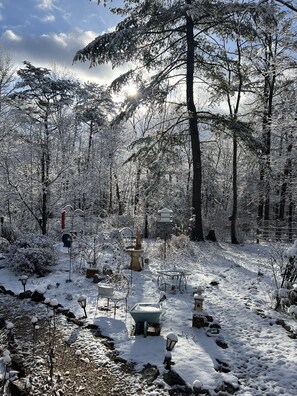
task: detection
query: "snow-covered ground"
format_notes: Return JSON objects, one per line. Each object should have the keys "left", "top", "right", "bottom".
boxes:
{"left": 0, "top": 238, "right": 296, "bottom": 395}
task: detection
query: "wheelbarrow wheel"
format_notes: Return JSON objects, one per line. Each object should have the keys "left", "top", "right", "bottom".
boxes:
{"left": 143, "top": 321, "right": 148, "bottom": 337}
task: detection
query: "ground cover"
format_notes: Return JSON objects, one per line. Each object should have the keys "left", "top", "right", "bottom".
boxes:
{"left": 0, "top": 238, "right": 296, "bottom": 395}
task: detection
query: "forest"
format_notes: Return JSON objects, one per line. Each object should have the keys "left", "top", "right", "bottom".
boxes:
{"left": 0, "top": 0, "right": 296, "bottom": 244}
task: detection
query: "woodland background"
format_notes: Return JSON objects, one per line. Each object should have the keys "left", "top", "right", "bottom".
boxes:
{"left": 0, "top": 0, "right": 296, "bottom": 244}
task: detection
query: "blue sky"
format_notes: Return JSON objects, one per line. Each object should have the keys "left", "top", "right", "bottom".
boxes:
{"left": 0, "top": 0, "right": 124, "bottom": 83}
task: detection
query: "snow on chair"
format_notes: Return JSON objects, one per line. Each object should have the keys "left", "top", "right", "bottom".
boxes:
{"left": 96, "top": 273, "right": 130, "bottom": 317}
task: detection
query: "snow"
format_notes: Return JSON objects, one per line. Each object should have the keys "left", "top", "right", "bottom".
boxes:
{"left": 1, "top": 239, "right": 297, "bottom": 395}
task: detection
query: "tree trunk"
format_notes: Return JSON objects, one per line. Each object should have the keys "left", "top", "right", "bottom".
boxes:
{"left": 41, "top": 115, "right": 50, "bottom": 235}
{"left": 109, "top": 154, "right": 113, "bottom": 213}
{"left": 134, "top": 166, "right": 141, "bottom": 214}
{"left": 186, "top": 0, "right": 204, "bottom": 241}
{"left": 113, "top": 171, "right": 123, "bottom": 215}
{"left": 257, "top": 33, "right": 275, "bottom": 236}
{"left": 41, "top": 151, "right": 48, "bottom": 235}
{"left": 279, "top": 140, "right": 292, "bottom": 220}
{"left": 86, "top": 120, "right": 93, "bottom": 167}
{"left": 230, "top": 133, "right": 239, "bottom": 244}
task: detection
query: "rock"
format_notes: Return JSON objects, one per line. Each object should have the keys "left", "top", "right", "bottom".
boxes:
{"left": 205, "top": 315, "right": 214, "bottom": 323}
{"left": 223, "top": 380, "right": 239, "bottom": 394}
{"left": 8, "top": 379, "right": 26, "bottom": 396}
{"left": 0, "top": 285, "right": 6, "bottom": 293}
{"left": 64, "top": 310, "right": 75, "bottom": 319}
{"left": 216, "top": 338, "right": 228, "bottom": 349}
{"left": 215, "top": 359, "right": 230, "bottom": 373}
{"left": 56, "top": 308, "right": 70, "bottom": 316}
{"left": 5, "top": 289, "right": 15, "bottom": 296}
{"left": 209, "top": 322, "right": 220, "bottom": 329}
{"left": 0, "top": 317, "right": 6, "bottom": 329}
{"left": 86, "top": 324, "right": 99, "bottom": 331}
{"left": 31, "top": 290, "right": 45, "bottom": 303}
{"left": 141, "top": 363, "right": 159, "bottom": 385}
{"left": 18, "top": 291, "right": 32, "bottom": 299}
{"left": 210, "top": 280, "right": 219, "bottom": 286}
{"left": 112, "top": 355, "right": 127, "bottom": 364}
{"left": 163, "top": 369, "right": 187, "bottom": 387}
{"left": 101, "top": 339, "right": 114, "bottom": 350}
{"left": 66, "top": 317, "right": 84, "bottom": 326}
{"left": 11, "top": 354, "right": 26, "bottom": 377}
{"left": 275, "top": 318, "right": 285, "bottom": 326}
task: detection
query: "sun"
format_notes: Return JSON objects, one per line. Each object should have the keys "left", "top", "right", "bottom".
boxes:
{"left": 124, "top": 83, "right": 138, "bottom": 98}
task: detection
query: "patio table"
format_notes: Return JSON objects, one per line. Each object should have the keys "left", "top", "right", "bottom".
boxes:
{"left": 156, "top": 269, "right": 190, "bottom": 292}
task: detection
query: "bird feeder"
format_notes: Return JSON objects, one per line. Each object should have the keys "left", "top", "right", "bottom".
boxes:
{"left": 157, "top": 208, "right": 173, "bottom": 223}
{"left": 157, "top": 208, "right": 174, "bottom": 259}
{"left": 194, "top": 286, "right": 204, "bottom": 312}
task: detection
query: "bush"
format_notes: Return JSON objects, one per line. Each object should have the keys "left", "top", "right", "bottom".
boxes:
{"left": 8, "top": 234, "right": 57, "bottom": 276}
{"left": 0, "top": 237, "right": 10, "bottom": 252}
{"left": 1, "top": 223, "right": 19, "bottom": 243}
{"left": 170, "top": 234, "right": 191, "bottom": 250}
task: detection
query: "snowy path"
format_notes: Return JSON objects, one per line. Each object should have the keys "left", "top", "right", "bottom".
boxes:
{"left": 199, "top": 243, "right": 297, "bottom": 396}
{"left": 1, "top": 240, "right": 297, "bottom": 395}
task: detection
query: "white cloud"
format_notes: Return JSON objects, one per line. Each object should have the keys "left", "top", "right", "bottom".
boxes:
{"left": 80, "top": 30, "right": 98, "bottom": 46}
{"left": 36, "top": 0, "right": 56, "bottom": 10}
{"left": 40, "top": 29, "right": 97, "bottom": 49}
{"left": 49, "top": 32, "right": 68, "bottom": 48}
{"left": 2, "top": 30, "right": 22, "bottom": 42}
{"left": 0, "top": 28, "right": 123, "bottom": 85}
{"left": 41, "top": 14, "right": 55, "bottom": 23}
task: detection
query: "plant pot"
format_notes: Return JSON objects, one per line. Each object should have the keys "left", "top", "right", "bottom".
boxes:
{"left": 86, "top": 268, "right": 99, "bottom": 279}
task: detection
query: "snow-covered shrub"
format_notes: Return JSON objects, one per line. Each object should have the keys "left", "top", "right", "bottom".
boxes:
{"left": 270, "top": 241, "right": 297, "bottom": 312}
{"left": 76, "top": 233, "right": 125, "bottom": 272}
{"left": 111, "top": 213, "right": 134, "bottom": 228}
{"left": 75, "top": 235, "right": 105, "bottom": 268}
{"left": 170, "top": 234, "right": 190, "bottom": 250}
{"left": 1, "top": 223, "right": 19, "bottom": 243}
{"left": 288, "top": 288, "right": 297, "bottom": 305}
{"left": 0, "top": 237, "right": 9, "bottom": 252}
{"left": 283, "top": 241, "right": 297, "bottom": 285}
{"left": 8, "top": 234, "right": 57, "bottom": 276}
{"left": 158, "top": 233, "right": 195, "bottom": 264}
{"left": 288, "top": 305, "right": 297, "bottom": 318}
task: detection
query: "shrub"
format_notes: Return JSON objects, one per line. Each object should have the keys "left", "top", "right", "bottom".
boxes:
{"left": 170, "top": 234, "right": 191, "bottom": 250}
{"left": 0, "top": 237, "right": 10, "bottom": 252}
{"left": 8, "top": 234, "right": 57, "bottom": 276}
{"left": 1, "top": 223, "right": 19, "bottom": 243}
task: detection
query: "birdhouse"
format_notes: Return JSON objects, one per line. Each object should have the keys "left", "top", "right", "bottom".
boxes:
{"left": 157, "top": 208, "right": 173, "bottom": 223}
{"left": 194, "top": 292, "right": 204, "bottom": 312}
